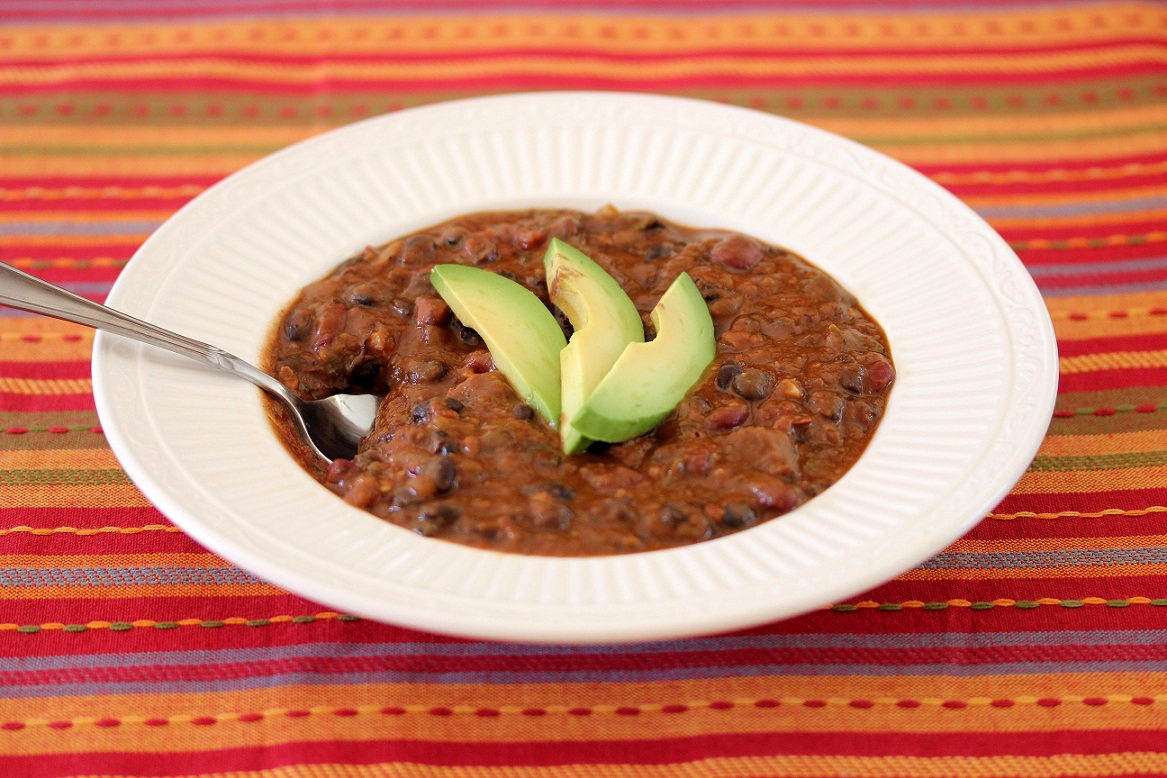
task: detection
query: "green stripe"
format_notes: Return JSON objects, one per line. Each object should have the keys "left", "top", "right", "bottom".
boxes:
{"left": 1051, "top": 388, "right": 1167, "bottom": 436}
{"left": 0, "top": 469, "right": 129, "bottom": 486}
{"left": 1030, "top": 449, "right": 1167, "bottom": 472}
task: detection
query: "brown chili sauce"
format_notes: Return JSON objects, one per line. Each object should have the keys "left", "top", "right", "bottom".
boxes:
{"left": 264, "top": 207, "right": 894, "bottom": 556}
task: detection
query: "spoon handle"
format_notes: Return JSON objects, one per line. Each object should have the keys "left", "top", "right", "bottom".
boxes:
{"left": 0, "top": 261, "right": 292, "bottom": 401}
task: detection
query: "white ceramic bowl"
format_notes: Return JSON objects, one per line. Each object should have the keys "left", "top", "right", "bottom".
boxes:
{"left": 93, "top": 92, "right": 1058, "bottom": 643}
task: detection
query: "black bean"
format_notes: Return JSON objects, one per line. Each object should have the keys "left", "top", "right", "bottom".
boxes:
{"left": 732, "top": 369, "right": 773, "bottom": 400}
{"left": 839, "top": 369, "right": 864, "bottom": 394}
{"left": 512, "top": 404, "right": 534, "bottom": 420}
{"left": 716, "top": 363, "right": 743, "bottom": 391}
{"left": 444, "top": 397, "right": 464, "bottom": 412}
{"left": 349, "top": 360, "right": 381, "bottom": 390}
{"left": 722, "top": 501, "right": 758, "bottom": 529}
{"left": 284, "top": 309, "right": 313, "bottom": 342}
{"left": 415, "top": 504, "right": 460, "bottom": 536}
{"left": 545, "top": 482, "right": 574, "bottom": 502}
{"left": 345, "top": 283, "right": 381, "bottom": 307}
{"left": 452, "top": 319, "right": 482, "bottom": 346}
{"left": 659, "top": 502, "right": 689, "bottom": 527}
{"left": 646, "top": 244, "right": 673, "bottom": 261}
{"left": 424, "top": 456, "right": 458, "bottom": 492}
{"left": 411, "top": 404, "right": 431, "bottom": 424}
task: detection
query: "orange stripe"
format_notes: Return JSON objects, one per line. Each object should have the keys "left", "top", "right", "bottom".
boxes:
{"left": 948, "top": 534, "right": 1167, "bottom": 552}
{"left": 0, "top": 6, "right": 1161, "bottom": 54}
{"left": 1038, "top": 430, "right": 1167, "bottom": 456}
{"left": 0, "top": 485, "right": 151, "bottom": 509}
{"left": 0, "top": 676, "right": 1160, "bottom": 756}
{"left": 898, "top": 565, "right": 1167, "bottom": 580}
{"left": 4, "top": 47, "right": 1167, "bottom": 85}
{"left": 1012, "top": 466, "right": 1167, "bottom": 494}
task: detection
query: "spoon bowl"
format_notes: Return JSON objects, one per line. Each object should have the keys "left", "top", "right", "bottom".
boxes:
{"left": 0, "top": 261, "right": 379, "bottom": 462}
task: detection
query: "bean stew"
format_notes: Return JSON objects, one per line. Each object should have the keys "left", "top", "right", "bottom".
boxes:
{"left": 264, "top": 207, "right": 894, "bottom": 556}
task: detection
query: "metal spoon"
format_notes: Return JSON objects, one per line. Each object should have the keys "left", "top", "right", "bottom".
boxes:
{"left": 0, "top": 262, "right": 380, "bottom": 462}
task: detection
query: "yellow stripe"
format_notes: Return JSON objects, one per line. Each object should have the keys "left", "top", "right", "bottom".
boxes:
{"left": 0, "top": 377, "right": 93, "bottom": 395}
{"left": 2, "top": 6, "right": 1162, "bottom": 55}
{"left": 1039, "top": 430, "right": 1167, "bottom": 456}
{"left": 933, "top": 158, "right": 1167, "bottom": 185}
{"left": 0, "top": 485, "right": 151, "bottom": 509}
{"left": 1061, "top": 349, "right": 1167, "bottom": 374}
{"left": 1011, "top": 466, "right": 1167, "bottom": 494}
{"left": 5, "top": 47, "right": 1167, "bottom": 84}
{"left": 0, "top": 210, "right": 176, "bottom": 224}
{"left": 0, "top": 185, "right": 205, "bottom": 201}
{"left": 0, "top": 524, "right": 181, "bottom": 537}
{"left": 1, "top": 552, "right": 233, "bottom": 566}
{"left": 3, "top": 258, "right": 125, "bottom": 270}
{"left": 0, "top": 584, "right": 282, "bottom": 601}
{"left": 0, "top": 234, "right": 148, "bottom": 246}
{"left": 15, "top": 755, "right": 1167, "bottom": 778}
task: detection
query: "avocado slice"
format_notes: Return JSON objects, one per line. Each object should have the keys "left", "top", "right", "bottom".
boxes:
{"left": 430, "top": 264, "right": 567, "bottom": 427}
{"left": 571, "top": 272, "right": 716, "bottom": 444}
{"left": 544, "top": 239, "right": 645, "bottom": 453}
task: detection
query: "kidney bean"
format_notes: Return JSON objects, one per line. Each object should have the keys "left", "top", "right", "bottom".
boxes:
{"left": 415, "top": 296, "right": 451, "bottom": 327}
{"left": 864, "top": 358, "right": 895, "bottom": 393}
{"left": 707, "top": 403, "right": 749, "bottom": 429}
{"left": 710, "top": 235, "right": 764, "bottom": 270}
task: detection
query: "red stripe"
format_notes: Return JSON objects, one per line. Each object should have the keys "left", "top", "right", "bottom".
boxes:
{"left": 0, "top": 244, "right": 144, "bottom": 261}
{"left": 0, "top": 393, "right": 95, "bottom": 412}
{"left": 6, "top": 39, "right": 1164, "bottom": 69}
{"left": 1057, "top": 366, "right": 1167, "bottom": 393}
{"left": 974, "top": 512, "right": 1167, "bottom": 541}
{"left": 0, "top": 176, "right": 222, "bottom": 190}
{"left": 1057, "top": 332, "right": 1167, "bottom": 358}
{"left": 995, "top": 490, "right": 1167, "bottom": 517}
{"left": 2, "top": 730, "right": 1166, "bottom": 777}
{"left": 913, "top": 153, "right": 1167, "bottom": 179}
{"left": 1016, "top": 240, "right": 1167, "bottom": 267}
{"left": 0, "top": 362, "right": 91, "bottom": 380}
{"left": 1038, "top": 267, "right": 1167, "bottom": 291}
{"left": 998, "top": 218, "right": 1167, "bottom": 244}
{"left": 4, "top": 63, "right": 1163, "bottom": 94}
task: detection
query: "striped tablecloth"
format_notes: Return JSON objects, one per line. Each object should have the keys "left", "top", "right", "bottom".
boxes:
{"left": 2, "top": 1, "right": 1166, "bottom": 775}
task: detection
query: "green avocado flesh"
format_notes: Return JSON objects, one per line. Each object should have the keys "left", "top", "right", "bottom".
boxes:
{"left": 544, "top": 239, "right": 645, "bottom": 454}
{"left": 571, "top": 272, "right": 716, "bottom": 444}
{"left": 430, "top": 264, "right": 567, "bottom": 427}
